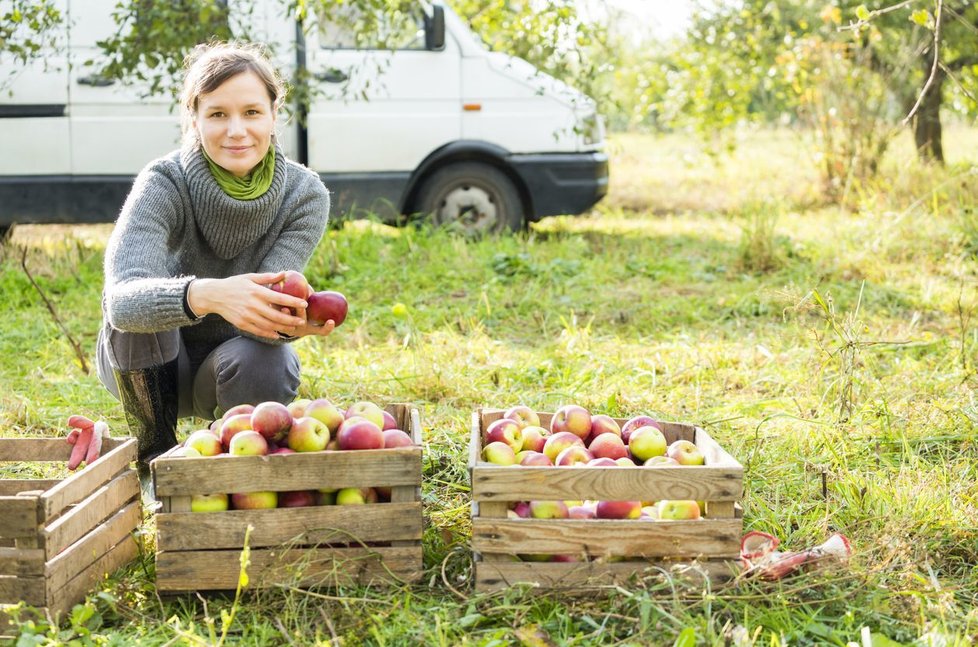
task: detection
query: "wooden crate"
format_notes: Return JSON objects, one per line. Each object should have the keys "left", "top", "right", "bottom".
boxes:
{"left": 152, "top": 404, "right": 424, "bottom": 593}
{"left": 0, "top": 437, "right": 141, "bottom": 637}
{"left": 469, "top": 409, "right": 744, "bottom": 592}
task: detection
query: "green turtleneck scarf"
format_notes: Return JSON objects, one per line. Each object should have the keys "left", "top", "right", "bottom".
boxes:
{"left": 202, "top": 146, "right": 276, "bottom": 200}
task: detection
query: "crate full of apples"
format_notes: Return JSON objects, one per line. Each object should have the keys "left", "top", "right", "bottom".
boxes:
{"left": 469, "top": 405, "right": 744, "bottom": 592}
{"left": 151, "top": 399, "right": 423, "bottom": 593}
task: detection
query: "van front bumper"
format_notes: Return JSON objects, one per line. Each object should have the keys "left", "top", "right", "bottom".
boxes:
{"left": 508, "top": 151, "right": 609, "bottom": 220}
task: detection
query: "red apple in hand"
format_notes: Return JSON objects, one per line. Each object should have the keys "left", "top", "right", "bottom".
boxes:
{"left": 307, "top": 290, "right": 348, "bottom": 327}
{"left": 271, "top": 270, "right": 309, "bottom": 298}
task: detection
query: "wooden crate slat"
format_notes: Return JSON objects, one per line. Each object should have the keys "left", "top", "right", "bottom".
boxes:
{"left": 0, "top": 497, "right": 39, "bottom": 539}
{"left": 42, "top": 471, "right": 139, "bottom": 557}
{"left": 153, "top": 448, "right": 421, "bottom": 497}
{"left": 472, "top": 464, "right": 743, "bottom": 502}
{"left": 45, "top": 535, "right": 139, "bottom": 622}
{"left": 0, "top": 574, "right": 47, "bottom": 607}
{"left": 156, "top": 545, "right": 423, "bottom": 592}
{"left": 476, "top": 410, "right": 697, "bottom": 445}
{"left": 0, "top": 547, "right": 45, "bottom": 577}
{"left": 44, "top": 502, "right": 141, "bottom": 593}
{"left": 472, "top": 517, "right": 741, "bottom": 559}
{"left": 475, "top": 558, "right": 740, "bottom": 592}
{"left": 694, "top": 428, "right": 742, "bottom": 468}
{"left": 0, "top": 439, "right": 72, "bottom": 463}
{"left": 157, "top": 502, "right": 422, "bottom": 551}
{"left": 40, "top": 439, "right": 137, "bottom": 522}
{"left": 0, "top": 480, "right": 60, "bottom": 496}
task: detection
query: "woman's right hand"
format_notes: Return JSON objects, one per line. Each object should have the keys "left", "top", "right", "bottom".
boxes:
{"left": 187, "top": 272, "right": 309, "bottom": 339}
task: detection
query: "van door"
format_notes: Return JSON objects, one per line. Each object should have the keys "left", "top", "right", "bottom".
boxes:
{"left": 304, "top": 5, "right": 460, "bottom": 217}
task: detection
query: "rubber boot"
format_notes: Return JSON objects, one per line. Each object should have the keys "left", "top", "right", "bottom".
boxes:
{"left": 113, "top": 359, "right": 180, "bottom": 503}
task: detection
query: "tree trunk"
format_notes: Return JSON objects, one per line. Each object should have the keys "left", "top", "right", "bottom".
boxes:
{"left": 912, "top": 68, "right": 945, "bottom": 164}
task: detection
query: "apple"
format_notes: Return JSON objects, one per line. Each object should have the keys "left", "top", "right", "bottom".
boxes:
{"left": 382, "top": 428, "right": 414, "bottom": 448}
{"left": 170, "top": 446, "right": 201, "bottom": 458}
{"left": 628, "top": 426, "right": 668, "bottom": 463}
{"left": 586, "top": 457, "right": 619, "bottom": 467}
{"left": 190, "top": 493, "right": 229, "bottom": 513}
{"left": 208, "top": 419, "right": 221, "bottom": 433}
{"left": 511, "top": 501, "right": 532, "bottom": 518}
{"left": 221, "top": 403, "right": 255, "bottom": 422}
{"left": 336, "top": 418, "right": 384, "bottom": 450}
{"left": 381, "top": 410, "right": 398, "bottom": 431}
{"left": 185, "top": 429, "right": 222, "bottom": 457}
{"left": 542, "top": 431, "right": 585, "bottom": 463}
{"left": 656, "top": 500, "right": 701, "bottom": 520}
{"left": 550, "top": 404, "right": 592, "bottom": 440}
{"left": 307, "top": 290, "right": 348, "bottom": 327}
{"left": 503, "top": 405, "right": 541, "bottom": 429}
{"left": 250, "top": 401, "right": 293, "bottom": 442}
{"left": 278, "top": 490, "right": 318, "bottom": 508}
{"left": 482, "top": 441, "right": 517, "bottom": 465}
{"left": 568, "top": 502, "right": 597, "bottom": 519}
{"left": 551, "top": 554, "right": 579, "bottom": 563}
{"left": 644, "top": 456, "right": 680, "bottom": 467}
{"left": 587, "top": 414, "right": 621, "bottom": 443}
{"left": 615, "top": 457, "right": 637, "bottom": 467}
{"left": 219, "top": 413, "right": 254, "bottom": 450}
{"left": 555, "top": 445, "right": 593, "bottom": 467}
{"left": 287, "top": 416, "right": 331, "bottom": 452}
{"left": 345, "top": 401, "right": 385, "bottom": 429}
{"left": 641, "top": 505, "right": 659, "bottom": 520}
{"left": 229, "top": 430, "right": 269, "bottom": 456}
{"left": 588, "top": 433, "right": 629, "bottom": 461}
{"left": 621, "top": 415, "right": 662, "bottom": 444}
{"left": 595, "top": 500, "right": 642, "bottom": 519}
{"left": 520, "top": 425, "right": 549, "bottom": 452}
{"left": 270, "top": 270, "right": 310, "bottom": 313}
{"left": 335, "top": 487, "right": 377, "bottom": 505}
{"left": 305, "top": 398, "right": 346, "bottom": 433}
{"left": 286, "top": 398, "right": 311, "bottom": 419}
{"left": 325, "top": 439, "right": 339, "bottom": 451}
{"left": 318, "top": 489, "right": 337, "bottom": 505}
{"left": 666, "top": 440, "right": 705, "bottom": 466}
{"left": 518, "top": 451, "right": 553, "bottom": 467}
{"left": 529, "top": 500, "right": 569, "bottom": 519}
{"left": 485, "top": 418, "right": 523, "bottom": 453}
{"left": 270, "top": 447, "right": 296, "bottom": 455}
{"left": 230, "top": 491, "right": 278, "bottom": 510}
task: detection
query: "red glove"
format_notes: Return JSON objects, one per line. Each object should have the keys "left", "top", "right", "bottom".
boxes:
{"left": 66, "top": 416, "right": 108, "bottom": 470}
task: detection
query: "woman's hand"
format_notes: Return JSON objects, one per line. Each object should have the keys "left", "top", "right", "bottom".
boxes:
{"left": 188, "top": 272, "right": 309, "bottom": 339}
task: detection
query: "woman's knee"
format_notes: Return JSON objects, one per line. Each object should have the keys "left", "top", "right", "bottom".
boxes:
{"left": 211, "top": 338, "right": 301, "bottom": 406}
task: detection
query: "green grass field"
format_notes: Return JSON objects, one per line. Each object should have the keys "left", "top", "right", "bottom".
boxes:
{"left": 1, "top": 127, "right": 977, "bottom": 645}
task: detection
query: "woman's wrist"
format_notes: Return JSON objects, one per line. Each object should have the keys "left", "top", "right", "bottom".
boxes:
{"left": 186, "top": 278, "right": 218, "bottom": 317}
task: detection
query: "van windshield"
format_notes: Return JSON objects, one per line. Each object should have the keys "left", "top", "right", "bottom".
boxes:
{"left": 316, "top": 6, "right": 426, "bottom": 51}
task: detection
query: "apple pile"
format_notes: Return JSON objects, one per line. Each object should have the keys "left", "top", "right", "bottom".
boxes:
{"left": 270, "top": 269, "right": 348, "bottom": 327}
{"left": 171, "top": 398, "right": 416, "bottom": 513}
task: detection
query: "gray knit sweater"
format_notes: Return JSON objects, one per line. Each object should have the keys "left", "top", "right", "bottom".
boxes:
{"left": 101, "top": 144, "right": 330, "bottom": 350}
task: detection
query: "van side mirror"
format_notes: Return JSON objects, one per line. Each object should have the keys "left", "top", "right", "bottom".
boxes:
{"left": 425, "top": 5, "right": 445, "bottom": 50}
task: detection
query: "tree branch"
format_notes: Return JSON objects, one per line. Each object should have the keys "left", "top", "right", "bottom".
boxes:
{"left": 903, "top": 0, "right": 944, "bottom": 125}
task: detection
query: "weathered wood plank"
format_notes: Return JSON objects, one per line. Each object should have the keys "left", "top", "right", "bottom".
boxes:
{"left": 153, "top": 448, "right": 422, "bottom": 497}
{"left": 0, "top": 480, "right": 60, "bottom": 496}
{"left": 45, "top": 502, "right": 141, "bottom": 592}
{"left": 157, "top": 502, "right": 422, "bottom": 551}
{"left": 0, "top": 547, "right": 45, "bottom": 577}
{"left": 0, "top": 497, "right": 39, "bottom": 539}
{"left": 42, "top": 471, "right": 139, "bottom": 556}
{"left": 0, "top": 574, "right": 47, "bottom": 607}
{"left": 40, "top": 439, "right": 137, "bottom": 521}
{"left": 46, "top": 535, "right": 139, "bottom": 622}
{"left": 156, "top": 545, "right": 423, "bottom": 592}
{"left": 0, "top": 438, "right": 72, "bottom": 463}
{"left": 694, "top": 428, "right": 742, "bottom": 468}
{"left": 472, "top": 518, "right": 742, "bottom": 559}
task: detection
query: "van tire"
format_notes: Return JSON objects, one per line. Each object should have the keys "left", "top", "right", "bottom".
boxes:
{"left": 415, "top": 163, "right": 524, "bottom": 235}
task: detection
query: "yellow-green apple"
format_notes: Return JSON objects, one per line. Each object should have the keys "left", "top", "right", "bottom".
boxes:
{"left": 287, "top": 416, "right": 331, "bottom": 452}
{"left": 550, "top": 404, "right": 592, "bottom": 440}
{"left": 345, "top": 401, "right": 385, "bottom": 429}
{"left": 278, "top": 490, "right": 317, "bottom": 508}
{"left": 503, "top": 405, "right": 541, "bottom": 429}
{"left": 586, "top": 457, "right": 619, "bottom": 467}
{"left": 219, "top": 413, "right": 254, "bottom": 450}
{"left": 382, "top": 428, "right": 413, "bottom": 448}
{"left": 518, "top": 451, "right": 553, "bottom": 466}
{"left": 485, "top": 418, "right": 523, "bottom": 453}
{"left": 337, "top": 418, "right": 384, "bottom": 450}
{"left": 307, "top": 290, "right": 348, "bottom": 327}
{"left": 511, "top": 501, "right": 532, "bottom": 518}
{"left": 555, "top": 445, "right": 593, "bottom": 467}
{"left": 305, "top": 398, "right": 345, "bottom": 433}
{"left": 628, "top": 426, "right": 668, "bottom": 462}
{"left": 542, "top": 431, "right": 585, "bottom": 463}
{"left": 520, "top": 425, "right": 550, "bottom": 452}
{"left": 250, "top": 401, "right": 293, "bottom": 442}
{"left": 587, "top": 414, "right": 621, "bottom": 443}
{"left": 185, "top": 429, "right": 223, "bottom": 457}
{"left": 568, "top": 502, "right": 597, "bottom": 519}
{"left": 615, "top": 457, "right": 637, "bottom": 467}
{"left": 666, "top": 440, "right": 705, "bottom": 465}
{"left": 588, "top": 433, "right": 628, "bottom": 460}
{"left": 191, "top": 493, "right": 229, "bottom": 513}
{"left": 335, "top": 487, "right": 377, "bottom": 505}
{"left": 595, "top": 500, "right": 642, "bottom": 519}
{"left": 529, "top": 500, "right": 569, "bottom": 519}
{"left": 381, "top": 410, "right": 398, "bottom": 431}
{"left": 621, "top": 415, "right": 662, "bottom": 443}
{"left": 656, "top": 500, "right": 701, "bottom": 520}
{"left": 482, "top": 441, "right": 517, "bottom": 465}
{"left": 231, "top": 491, "right": 278, "bottom": 509}
{"left": 171, "top": 446, "right": 202, "bottom": 458}
{"left": 644, "top": 456, "right": 679, "bottom": 467}
{"left": 286, "top": 398, "right": 311, "bottom": 419}
{"left": 229, "top": 430, "right": 269, "bottom": 456}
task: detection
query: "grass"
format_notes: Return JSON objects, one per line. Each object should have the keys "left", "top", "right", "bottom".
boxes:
{"left": 2, "top": 125, "right": 978, "bottom": 645}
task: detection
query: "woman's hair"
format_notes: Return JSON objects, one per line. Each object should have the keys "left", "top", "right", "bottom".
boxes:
{"left": 180, "top": 41, "right": 287, "bottom": 144}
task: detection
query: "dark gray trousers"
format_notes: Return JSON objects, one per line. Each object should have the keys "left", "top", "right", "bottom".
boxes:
{"left": 96, "top": 328, "right": 301, "bottom": 420}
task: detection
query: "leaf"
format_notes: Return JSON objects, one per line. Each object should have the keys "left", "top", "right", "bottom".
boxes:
{"left": 855, "top": 5, "right": 871, "bottom": 21}
{"left": 514, "top": 625, "right": 557, "bottom": 647}
{"left": 674, "top": 627, "right": 696, "bottom": 647}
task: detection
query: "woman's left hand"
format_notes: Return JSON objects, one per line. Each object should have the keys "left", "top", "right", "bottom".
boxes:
{"left": 279, "top": 311, "right": 336, "bottom": 338}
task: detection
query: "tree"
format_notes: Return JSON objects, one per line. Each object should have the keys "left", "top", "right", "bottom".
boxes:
{"left": 0, "top": 0, "right": 63, "bottom": 89}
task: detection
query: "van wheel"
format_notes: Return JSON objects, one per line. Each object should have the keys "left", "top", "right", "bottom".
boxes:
{"left": 415, "top": 163, "right": 524, "bottom": 235}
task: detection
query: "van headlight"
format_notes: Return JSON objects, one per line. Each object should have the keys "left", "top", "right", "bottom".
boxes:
{"left": 579, "top": 112, "right": 605, "bottom": 146}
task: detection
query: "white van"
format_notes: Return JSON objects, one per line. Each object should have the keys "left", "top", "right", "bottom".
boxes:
{"left": 0, "top": 1, "right": 607, "bottom": 236}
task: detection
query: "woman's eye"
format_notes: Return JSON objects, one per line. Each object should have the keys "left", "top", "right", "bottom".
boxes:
{"left": 210, "top": 112, "right": 225, "bottom": 118}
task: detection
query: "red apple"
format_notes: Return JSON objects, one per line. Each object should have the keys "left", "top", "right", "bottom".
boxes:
{"left": 286, "top": 398, "right": 311, "bottom": 419}
{"left": 586, "top": 457, "right": 619, "bottom": 467}
{"left": 191, "top": 493, "right": 229, "bottom": 513}
{"left": 596, "top": 500, "right": 642, "bottom": 519}
{"left": 336, "top": 418, "right": 384, "bottom": 450}
{"left": 588, "top": 433, "right": 628, "bottom": 460}
{"left": 518, "top": 451, "right": 553, "bottom": 467}
{"left": 628, "top": 426, "right": 668, "bottom": 462}
{"left": 656, "top": 500, "right": 701, "bottom": 520}
{"left": 221, "top": 403, "right": 255, "bottom": 421}
{"left": 229, "top": 430, "right": 269, "bottom": 456}
{"left": 587, "top": 414, "right": 621, "bottom": 443}
{"left": 542, "top": 431, "right": 585, "bottom": 463}
{"left": 644, "top": 456, "right": 679, "bottom": 467}
{"left": 185, "top": 429, "right": 222, "bottom": 457}
{"left": 621, "top": 415, "right": 662, "bottom": 444}
{"left": 219, "top": 413, "right": 254, "bottom": 450}
{"left": 503, "top": 405, "right": 541, "bottom": 429}
{"left": 567, "top": 502, "right": 597, "bottom": 519}
{"left": 511, "top": 501, "right": 532, "bottom": 518}
{"left": 382, "top": 428, "right": 414, "bottom": 448}
{"left": 271, "top": 270, "right": 310, "bottom": 301}
{"left": 278, "top": 490, "right": 318, "bottom": 508}
{"left": 555, "top": 445, "right": 594, "bottom": 467}
{"left": 550, "top": 404, "right": 592, "bottom": 440}
{"left": 307, "top": 290, "right": 348, "bottom": 327}
{"left": 520, "top": 425, "right": 550, "bottom": 452}
{"left": 287, "top": 416, "right": 331, "bottom": 452}
{"left": 482, "top": 441, "right": 517, "bottom": 465}
{"left": 230, "top": 491, "right": 278, "bottom": 510}
{"left": 666, "top": 440, "right": 705, "bottom": 466}
{"left": 250, "top": 401, "right": 293, "bottom": 442}
{"left": 270, "top": 447, "right": 296, "bottom": 455}
{"left": 486, "top": 418, "right": 523, "bottom": 453}
{"left": 381, "top": 410, "right": 398, "bottom": 431}
{"left": 305, "top": 398, "right": 345, "bottom": 433}
{"left": 345, "top": 401, "right": 385, "bottom": 429}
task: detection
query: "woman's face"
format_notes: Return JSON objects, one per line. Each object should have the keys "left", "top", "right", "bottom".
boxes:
{"left": 194, "top": 71, "right": 275, "bottom": 178}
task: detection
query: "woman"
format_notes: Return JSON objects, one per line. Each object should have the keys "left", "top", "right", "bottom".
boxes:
{"left": 96, "top": 42, "right": 333, "bottom": 474}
